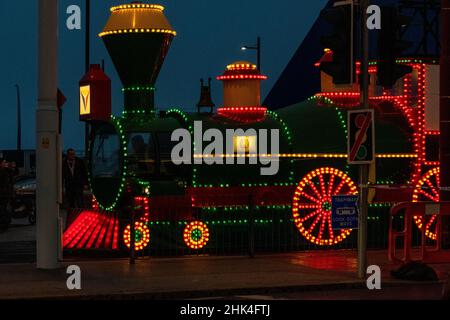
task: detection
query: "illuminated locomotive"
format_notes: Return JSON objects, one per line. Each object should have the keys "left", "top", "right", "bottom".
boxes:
{"left": 63, "top": 3, "right": 440, "bottom": 254}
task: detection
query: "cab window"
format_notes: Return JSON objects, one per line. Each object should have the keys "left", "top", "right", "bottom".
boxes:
{"left": 127, "top": 133, "right": 156, "bottom": 178}
{"left": 91, "top": 127, "right": 121, "bottom": 178}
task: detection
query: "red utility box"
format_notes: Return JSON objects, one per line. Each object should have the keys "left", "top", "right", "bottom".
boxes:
{"left": 79, "top": 64, "right": 111, "bottom": 121}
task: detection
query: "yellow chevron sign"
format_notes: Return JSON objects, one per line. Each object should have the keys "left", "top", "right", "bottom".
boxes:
{"left": 80, "top": 85, "right": 91, "bottom": 116}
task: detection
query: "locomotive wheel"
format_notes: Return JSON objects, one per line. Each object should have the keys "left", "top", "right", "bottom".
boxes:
{"left": 123, "top": 222, "right": 150, "bottom": 251}
{"left": 292, "top": 167, "right": 358, "bottom": 246}
{"left": 183, "top": 221, "right": 210, "bottom": 250}
{"left": 412, "top": 168, "right": 440, "bottom": 241}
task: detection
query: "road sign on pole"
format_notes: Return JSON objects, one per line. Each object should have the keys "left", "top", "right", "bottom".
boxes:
{"left": 348, "top": 109, "right": 375, "bottom": 164}
{"left": 332, "top": 195, "right": 359, "bottom": 230}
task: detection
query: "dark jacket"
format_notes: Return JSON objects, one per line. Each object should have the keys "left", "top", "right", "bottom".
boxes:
{"left": 62, "top": 158, "right": 88, "bottom": 194}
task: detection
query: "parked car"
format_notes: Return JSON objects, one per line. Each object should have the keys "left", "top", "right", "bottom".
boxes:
{"left": 12, "top": 176, "right": 36, "bottom": 225}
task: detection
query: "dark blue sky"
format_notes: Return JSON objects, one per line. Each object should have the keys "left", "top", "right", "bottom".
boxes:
{"left": 0, "top": 0, "right": 327, "bottom": 151}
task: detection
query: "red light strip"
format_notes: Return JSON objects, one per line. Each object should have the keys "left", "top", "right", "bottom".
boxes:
{"left": 95, "top": 214, "right": 112, "bottom": 249}
{"left": 104, "top": 212, "right": 116, "bottom": 248}
{"left": 135, "top": 197, "right": 151, "bottom": 222}
{"left": 218, "top": 107, "right": 267, "bottom": 123}
{"left": 64, "top": 211, "right": 92, "bottom": 248}
{"left": 77, "top": 213, "right": 102, "bottom": 249}
{"left": 67, "top": 212, "right": 98, "bottom": 249}
{"left": 217, "top": 75, "right": 268, "bottom": 81}
{"left": 112, "top": 215, "right": 119, "bottom": 250}
{"left": 218, "top": 107, "right": 267, "bottom": 112}
{"left": 85, "top": 213, "right": 108, "bottom": 249}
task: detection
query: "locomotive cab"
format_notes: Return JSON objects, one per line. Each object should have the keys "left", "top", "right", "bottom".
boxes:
{"left": 90, "top": 117, "right": 190, "bottom": 211}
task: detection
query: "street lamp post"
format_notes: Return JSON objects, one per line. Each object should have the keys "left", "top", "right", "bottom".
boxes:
{"left": 241, "top": 36, "right": 261, "bottom": 71}
{"left": 85, "top": 0, "right": 91, "bottom": 158}
{"left": 37, "top": 0, "right": 60, "bottom": 269}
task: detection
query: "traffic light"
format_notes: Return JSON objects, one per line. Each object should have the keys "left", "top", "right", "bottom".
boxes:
{"left": 320, "top": 3, "right": 354, "bottom": 85}
{"left": 377, "top": 7, "right": 413, "bottom": 88}
{"left": 348, "top": 110, "right": 375, "bottom": 165}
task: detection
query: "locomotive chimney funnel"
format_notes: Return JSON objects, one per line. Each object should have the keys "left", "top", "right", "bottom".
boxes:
{"left": 100, "top": 2, "right": 176, "bottom": 113}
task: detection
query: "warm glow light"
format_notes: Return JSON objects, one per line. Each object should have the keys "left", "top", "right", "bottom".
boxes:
{"left": 124, "top": 222, "right": 150, "bottom": 251}
{"left": 412, "top": 167, "right": 439, "bottom": 240}
{"left": 63, "top": 210, "right": 118, "bottom": 250}
{"left": 79, "top": 85, "right": 91, "bottom": 116}
{"left": 192, "top": 153, "right": 417, "bottom": 159}
{"left": 184, "top": 221, "right": 210, "bottom": 250}
{"left": 233, "top": 136, "right": 257, "bottom": 154}
{"left": 110, "top": 4, "right": 165, "bottom": 12}
{"left": 226, "top": 63, "right": 257, "bottom": 71}
{"left": 99, "top": 29, "right": 177, "bottom": 37}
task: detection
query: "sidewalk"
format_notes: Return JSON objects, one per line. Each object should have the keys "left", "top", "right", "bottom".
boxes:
{"left": 0, "top": 250, "right": 447, "bottom": 300}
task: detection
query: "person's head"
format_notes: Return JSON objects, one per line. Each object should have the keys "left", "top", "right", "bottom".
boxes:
{"left": 67, "top": 149, "right": 76, "bottom": 161}
{"left": 10, "top": 161, "right": 16, "bottom": 169}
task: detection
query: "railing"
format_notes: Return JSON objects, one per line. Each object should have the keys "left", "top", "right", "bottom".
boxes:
{"left": 389, "top": 202, "right": 450, "bottom": 263}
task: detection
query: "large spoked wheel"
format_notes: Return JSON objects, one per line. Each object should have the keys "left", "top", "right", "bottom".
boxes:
{"left": 412, "top": 168, "right": 439, "bottom": 241}
{"left": 292, "top": 167, "right": 358, "bottom": 246}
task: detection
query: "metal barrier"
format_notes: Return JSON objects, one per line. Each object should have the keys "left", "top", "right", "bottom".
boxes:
{"left": 389, "top": 202, "right": 450, "bottom": 263}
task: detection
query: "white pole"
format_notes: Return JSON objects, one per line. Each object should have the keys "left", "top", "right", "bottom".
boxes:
{"left": 36, "top": 0, "right": 60, "bottom": 269}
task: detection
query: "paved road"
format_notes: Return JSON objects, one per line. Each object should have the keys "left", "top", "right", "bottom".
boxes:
{"left": 0, "top": 241, "right": 35, "bottom": 264}
{"left": 200, "top": 282, "right": 449, "bottom": 300}
{"left": 0, "top": 219, "right": 36, "bottom": 264}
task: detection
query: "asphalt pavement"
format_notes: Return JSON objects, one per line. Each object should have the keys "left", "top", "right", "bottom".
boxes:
{"left": 0, "top": 250, "right": 448, "bottom": 300}
{"left": 0, "top": 218, "right": 35, "bottom": 264}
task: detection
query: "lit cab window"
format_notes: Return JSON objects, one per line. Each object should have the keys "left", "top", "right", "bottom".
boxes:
{"left": 234, "top": 136, "right": 257, "bottom": 154}
{"left": 79, "top": 85, "right": 91, "bottom": 116}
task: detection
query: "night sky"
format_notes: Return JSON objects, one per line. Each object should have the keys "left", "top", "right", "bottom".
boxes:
{"left": 0, "top": 0, "right": 327, "bottom": 151}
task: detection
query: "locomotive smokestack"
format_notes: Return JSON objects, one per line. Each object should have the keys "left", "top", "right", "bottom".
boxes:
{"left": 440, "top": 0, "right": 450, "bottom": 200}
{"left": 99, "top": 2, "right": 176, "bottom": 113}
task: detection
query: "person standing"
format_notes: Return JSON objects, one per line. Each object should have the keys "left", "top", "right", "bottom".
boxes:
{"left": 62, "top": 149, "right": 88, "bottom": 209}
